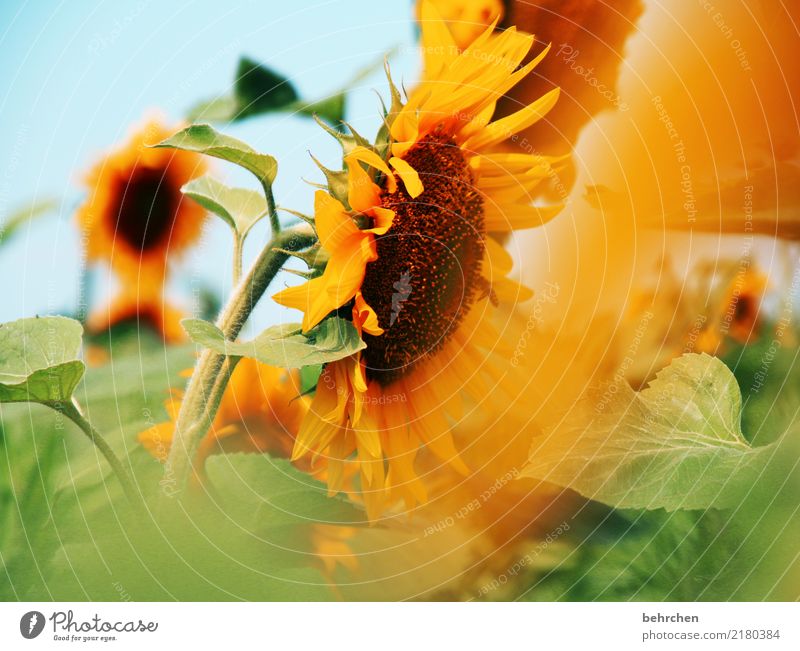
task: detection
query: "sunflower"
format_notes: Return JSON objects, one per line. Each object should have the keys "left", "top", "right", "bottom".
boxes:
{"left": 273, "top": 1, "right": 561, "bottom": 519}
{"left": 77, "top": 117, "right": 207, "bottom": 339}
{"left": 139, "top": 358, "right": 308, "bottom": 469}
{"left": 696, "top": 267, "right": 768, "bottom": 353}
{"left": 86, "top": 284, "right": 189, "bottom": 344}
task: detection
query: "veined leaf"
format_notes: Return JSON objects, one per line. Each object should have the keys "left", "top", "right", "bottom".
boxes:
{"left": 521, "top": 353, "right": 778, "bottom": 511}
{"left": 0, "top": 316, "right": 85, "bottom": 404}
{"left": 182, "top": 316, "right": 365, "bottom": 367}
{"left": 182, "top": 175, "right": 267, "bottom": 239}
{"left": 154, "top": 124, "right": 277, "bottom": 186}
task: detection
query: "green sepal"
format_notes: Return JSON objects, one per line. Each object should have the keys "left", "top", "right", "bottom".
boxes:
{"left": 309, "top": 154, "right": 349, "bottom": 205}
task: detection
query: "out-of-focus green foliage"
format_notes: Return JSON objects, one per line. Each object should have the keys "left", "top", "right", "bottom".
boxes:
{"left": 2, "top": 321, "right": 798, "bottom": 601}
{"left": 0, "top": 330, "right": 337, "bottom": 600}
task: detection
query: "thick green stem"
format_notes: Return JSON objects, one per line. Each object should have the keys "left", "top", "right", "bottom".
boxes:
{"left": 59, "top": 401, "right": 140, "bottom": 506}
{"left": 232, "top": 236, "right": 243, "bottom": 286}
{"left": 262, "top": 181, "right": 280, "bottom": 234}
{"left": 165, "top": 225, "right": 315, "bottom": 494}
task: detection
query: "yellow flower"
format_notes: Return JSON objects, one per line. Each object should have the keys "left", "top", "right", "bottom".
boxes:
{"left": 609, "top": 259, "right": 770, "bottom": 387}
{"left": 696, "top": 267, "right": 769, "bottom": 354}
{"left": 86, "top": 287, "right": 188, "bottom": 344}
{"left": 273, "top": 1, "right": 561, "bottom": 519}
{"left": 77, "top": 117, "right": 207, "bottom": 340}
{"left": 139, "top": 358, "right": 308, "bottom": 469}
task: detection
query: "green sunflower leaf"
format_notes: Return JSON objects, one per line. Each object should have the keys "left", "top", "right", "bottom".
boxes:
{"left": 0, "top": 316, "right": 85, "bottom": 405}
{"left": 234, "top": 57, "right": 300, "bottom": 119}
{"left": 181, "top": 175, "right": 267, "bottom": 239}
{"left": 290, "top": 94, "right": 346, "bottom": 127}
{"left": 205, "top": 453, "right": 365, "bottom": 526}
{"left": 0, "top": 197, "right": 59, "bottom": 249}
{"left": 186, "top": 53, "right": 387, "bottom": 127}
{"left": 521, "top": 353, "right": 779, "bottom": 511}
{"left": 154, "top": 124, "right": 277, "bottom": 187}
{"left": 185, "top": 95, "right": 240, "bottom": 122}
{"left": 181, "top": 316, "right": 365, "bottom": 367}
{"left": 186, "top": 58, "right": 313, "bottom": 124}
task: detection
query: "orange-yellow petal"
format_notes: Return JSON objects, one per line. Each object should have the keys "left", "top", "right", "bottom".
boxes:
{"left": 364, "top": 207, "right": 395, "bottom": 236}
{"left": 353, "top": 291, "right": 384, "bottom": 336}
{"left": 347, "top": 147, "right": 397, "bottom": 193}
{"left": 314, "top": 190, "right": 358, "bottom": 251}
{"left": 389, "top": 157, "right": 424, "bottom": 198}
{"left": 464, "top": 86, "right": 560, "bottom": 151}
{"left": 345, "top": 157, "right": 382, "bottom": 213}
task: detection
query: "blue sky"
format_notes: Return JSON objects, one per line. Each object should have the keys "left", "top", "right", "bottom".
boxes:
{"left": 0, "top": 0, "right": 419, "bottom": 332}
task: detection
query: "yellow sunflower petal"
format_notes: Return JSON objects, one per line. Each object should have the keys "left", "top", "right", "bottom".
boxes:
{"left": 448, "top": 43, "right": 552, "bottom": 138}
{"left": 293, "top": 393, "right": 342, "bottom": 460}
{"left": 464, "top": 87, "right": 560, "bottom": 151}
{"left": 489, "top": 275, "right": 534, "bottom": 303}
{"left": 457, "top": 100, "right": 497, "bottom": 141}
{"left": 419, "top": 0, "right": 459, "bottom": 77}
{"left": 353, "top": 414, "right": 382, "bottom": 461}
{"left": 326, "top": 429, "right": 355, "bottom": 496}
{"left": 408, "top": 382, "right": 469, "bottom": 475}
{"left": 323, "top": 237, "right": 372, "bottom": 307}
{"left": 353, "top": 291, "right": 384, "bottom": 336}
{"left": 347, "top": 147, "right": 397, "bottom": 193}
{"left": 351, "top": 356, "right": 368, "bottom": 394}
{"left": 382, "top": 405, "right": 427, "bottom": 508}
{"left": 482, "top": 201, "right": 563, "bottom": 231}
{"left": 390, "top": 107, "right": 421, "bottom": 158}
{"left": 419, "top": 0, "right": 503, "bottom": 53}
{"left": 422, "top": 28, "right": 532, "bottom": 123}
{"left": 388, "top": 157, "right": 424, "bottom": 198}
{"left": 314, "top": 190, "right": 358, "bottom": 251}
{"left": 275, "top": 231, "right": 370, "bottom": 332}
{"left": 483, "top": 235, "right": 514, "bottom": 274}
{"left": 272, "top": 277, "right": 324, "bottom": 332}
{"left": 345, "top": 157, "right": 382, "bottom": 213}
{"left": 364, "top": 206, "right": 395, "bottom": 235}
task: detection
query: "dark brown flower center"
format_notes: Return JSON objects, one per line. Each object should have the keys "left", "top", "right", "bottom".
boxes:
{"left": 733, "top": 294, "right": 754, "bottom": 322}
{"left": 112, "top": 166, "right": 178, "bottom": 253}
{"left": 359, "top": 132, "right": 485, "bottom": 386}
